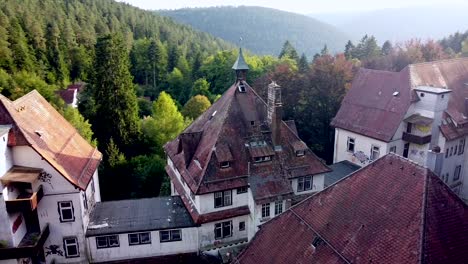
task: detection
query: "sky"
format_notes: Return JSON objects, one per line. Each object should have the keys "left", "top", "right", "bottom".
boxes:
{"left": 117, "top": 0, "right": 468, "bottom": 14}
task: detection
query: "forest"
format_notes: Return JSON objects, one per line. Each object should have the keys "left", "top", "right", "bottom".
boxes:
{"left": 1, "top": 0, "right": 468, "bottom": 201}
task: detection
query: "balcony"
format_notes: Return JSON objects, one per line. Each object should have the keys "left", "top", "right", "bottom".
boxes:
{"left": 402, "top": 132, "right": 432, "bottom": 145}
{"left": 0, "top": 224, "right": 49, "bottom": 260}
{"left": 5, "top": 185, "right": 44, "bottom": 213}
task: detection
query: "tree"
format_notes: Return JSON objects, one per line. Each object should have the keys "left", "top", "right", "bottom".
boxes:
{"left": 279, "top": 40, "right": 299, "bottom": 62}
{"left": 0, "top": 10, "right": 12, "bottom": 70}
{"left": 298, "top": 53, "right": 309, "bottom": 73}
{"left": 45, "top": 22, "right": 68, "bottom": 84}
{"left": 91, "top": 34, "right": 140, "bottom": 152}
{"left": 344, "top": 40, "right": 355, "bottom": 60}
{"left": 61, "top": 106, "right": 96, "bottom": 146}
{"left": 148, "top": 39, "right": 165, "bottom": 89}
{"left": 191, "top": 78, "right": 213, "bottom": 99}
{"left": 127, "top": 155, "right": 166, "bottom": 198}
{"left": 182, "top": 95, "right": 211, "bottom": 119}
{"left": 141, "top": 91, "right": 188, "bottom": 154}
{"left": 382, "top": 40, "right": 393, "bottom": 56}
{"left": 8, "top": 18, "right": 34, "bottom": 72}
{"left": 320, "top": 45, "right": 330, "bottom": 56}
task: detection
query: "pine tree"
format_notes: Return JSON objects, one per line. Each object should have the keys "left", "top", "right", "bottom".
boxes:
{"left": 298, "top": 53, "right": 309, "bottom": 73}
{"left": 320, "top": 45, "right": 330, "bottom": 56}
{"left": 0, "top": 11, "right": 12, "bottom": 70}
{"left": 279, "top": 40, "right": 300, "bottom": 62}
{"left": 382, "top": 40, "right": 393, "bottom": 56}
{"left": 344, "top": 40, "right": 355, "bottom": 60}
{"left": 8, "top": 17, "right": 34, "bottom": 72}
{"left": 91, "top": 34, "right": 140, "bottom": 152}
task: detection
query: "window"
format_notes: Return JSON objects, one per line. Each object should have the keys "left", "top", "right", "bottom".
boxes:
{"left": 160, "top": 229, "right": 182, "bottom": 242}
{"left": 347, "top": 137, "right": 355, "bottom": 152}
{"left": 128, "top": 232, "right": 151, "bottom": 245}
{"left": 297, "top": 176, "right": 313, "bottom": 192}
{"left": 82, "top": 193, "right": 88, "bottom": 211}
{"left": 420, "top": 92, "right": 425, "bottom": 97}
{"left": 215, "top": 221, "right": 232, "bottom": 239}
{"left": 459, "top": 139, "right": 465, "bottom": 155}
{"left": 220, "top": 161, "right": 230, "bottom": 168}
{"left": 274, "top": 201, "right": 283, "bottom": 215}
{"left": 239, "top": 221, "right": 246, "bottom": 231}
{"left": 96, "top": 235, "right": 119, "bottom": 249}
{"left": 370, "top": 145, "right": 380, "bottom": 161}
{"left": 238, "top": 83, "right": 246, "bottom": 92}
{"left": 254, "top": 156, "right": 271, "bottom": 163}
{"left": 91, "top": 179, "right": 95, "bottom": 194}
{"left": 406, "top": 123, "right": 412, "bottom": 133}
{"left": 63, "top": 237, "right": 79, "bottom": 258}
{"left": 250, "top": 121, "right": 255, "bottom": 126}
{"left": 454, "top": 165, "right": 462, "bottom": 181}
{"left": 455, "top": 145, "right": 458, "bottom": 155}
{"left": 389, "top": 146, "right": 396, "bottom": 153}
{"left": 261, "top": 203, "right": 270, "bottom": 218}
{"left": 296, "top": 150, "right": 305, "bottom": 157}
{"left": 450, "top": 146, "right": 454, "bottom": 156}
{"left": 446, "top": 149, "right": 449, "bottom": 158}
{"left": 214, "top": 190, "right": 232, "bottom": 208}
{"left": 58, "top": 201, "right": 75, "bottom": 222}
{"left": 403, "top": 143, "right": 410, "bottom": 158}
{"left": 237, "top": 186, "right": 248, "bottom": 194}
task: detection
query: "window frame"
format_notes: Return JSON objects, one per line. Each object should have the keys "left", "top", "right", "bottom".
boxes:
{"left": 261, "top": 203, "right": 270, "bottom": 218}
{"left": 458, "top": 139, "right": 465, "bottom": 155}
{"left": 239, "top": 221, "right": 246, "bottom": 231}
{"left": 214, "top": 221, "right": 232, "bottom": 239}
{"left": 220, "top": 161, "right": 231, "bottom": 169}
{"left": 454, "top": 165, "right": 462, "bottom": 181}
{"left": 160, "top": 229, "right": 182, "bottom": 243}
{"left": 96, "top": 235, "right": 120, "bottom": 249}
{"left": 58, "top": 201, "right": 75, "bottom": 222}
{"left": 82, "top": 192, "right": 88, "bottom": 211}
{"left": 214, "top": 190, "right": 233, "bottom": 208}
{"left": 63, "top": 237, "right": 79, "bottom": 258}
{"left": 370, "top": 145, "right": 380, "bottom": 161}
{"left": 274, "top": 201, "right": 283, "bottom": 215}
{"left": 296, "top": 150, "right": 305, "bottom": 157}
{"left": 297, "top": 176, "right": 313, "bottom": 192}
{"left": 389, "top": 146, "right": 396, "bottom": 153}
{"left": 128, "top": 232, "right": 151, "bottom": 246}
{"left": 236, "top": 186, "right": 248, "bottom": 194}
{"left": 347, "top": 137, "right": 355, "bottom": 152}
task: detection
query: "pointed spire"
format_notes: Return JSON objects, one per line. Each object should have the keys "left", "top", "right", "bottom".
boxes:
{"left": 232, "top": 48, "right": 249, "bottom": 71}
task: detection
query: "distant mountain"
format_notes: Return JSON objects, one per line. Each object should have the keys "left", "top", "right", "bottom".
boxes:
{"left": 158, "top": 6, "right": 350, "bottom": 58}
{"left": 310, "top": 5, "right": 468, "bottom": 43}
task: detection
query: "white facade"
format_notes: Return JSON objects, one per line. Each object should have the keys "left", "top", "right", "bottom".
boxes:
{"left": 86, "top": 228, "right": 198, "bottom": 263}
{"left": 0, "top": 130, "right": 101, "bottom": 264}
{"left": 334, "top": 86, "right": 468, "bottom": 201}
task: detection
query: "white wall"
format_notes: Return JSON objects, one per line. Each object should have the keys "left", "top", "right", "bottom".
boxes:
{"left": 197, "top": 190, "right": 248, "bottom": 215}
{"left": 198, "top": 215, "right": 248, "bottom": 250}
{"left": 334, "top": 128, "right": 389, "bottom": 166}
{"left": 0, "top": 131, "right": 13, "bottom": 183}
{"left": 87, "top": 228, "right": 198, "bottom": 263}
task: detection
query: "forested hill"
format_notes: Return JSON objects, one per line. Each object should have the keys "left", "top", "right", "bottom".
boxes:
{"left": 0, "top": 0, "right": 232, "bottom": 91}
{"left": 158, "top": 6, "right": 349, "bottom": 58}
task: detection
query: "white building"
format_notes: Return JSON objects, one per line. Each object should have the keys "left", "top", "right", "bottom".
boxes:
{"left": 0, "top": 90, "right": 102, "bottom": 264}
{"left": 164, "top": 49, "right": 331, "bottom": 257}
{"left": 332, "top": 58, "right": 468, "bottom": 202}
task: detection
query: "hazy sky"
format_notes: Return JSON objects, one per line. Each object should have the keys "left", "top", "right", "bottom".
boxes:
{"left": 117, "top": 0, "right": 467, "bottom": 14}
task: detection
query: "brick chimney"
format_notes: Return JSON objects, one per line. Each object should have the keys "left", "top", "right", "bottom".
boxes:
{"left": 267, "top": 81, "right": 282, "bottom": 148}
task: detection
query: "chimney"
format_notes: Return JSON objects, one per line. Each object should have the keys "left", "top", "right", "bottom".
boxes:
{"left": 267, "top": 81, "right": 282, "bottom": 148}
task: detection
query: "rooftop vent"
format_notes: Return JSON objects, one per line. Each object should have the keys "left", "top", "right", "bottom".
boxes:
{"left": 209, "top": 110, "right": 217, "bottom": 120}
{"left": 238, "top": 83, "right": 246, "bottom": 93}
{"left": 393, "top": 91, "right": 400, "bottom": 97}
{"left": 35, "top": 130, "right": 43, "bottom": 138}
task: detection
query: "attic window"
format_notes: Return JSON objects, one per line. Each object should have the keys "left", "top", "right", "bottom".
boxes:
{"left": 312, "top": 237, "right": 323, "bottom": 248}
{"left": 393, "top": 91, "right": 399, "bottom": 97}
{"left": 254, "top": 156, "right": 271, "bottom": 163}
{"left": 250, "top": 121, "right": 255, "bottom": 126}
{"left": 250, "top": 140, "right": 267, "bottom": 147}
{"left": 420, "top": 92, "right": 425, "bottom": 97}
{"left": 220, "top": 161, "right": 230, "bottom": 169}
{"left": 296, "top": 150, "right": 305, "bottom": 157}
{"left": 238, "top": 83, "right": 246, "bottom": 93}
{"left": 35, "top": 130, "right": 44, "bottom": 138}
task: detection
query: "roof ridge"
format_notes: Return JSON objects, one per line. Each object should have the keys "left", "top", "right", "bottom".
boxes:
{"left": 418, "top": 167, "right": 429, "bottom": 264}
{"left": 409, "top": 56, "right": 468, "bottom": 67}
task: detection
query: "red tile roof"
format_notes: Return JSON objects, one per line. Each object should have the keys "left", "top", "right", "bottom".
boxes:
{"left": 236, "top": 153, "right": 468, "bottom": 264}
{"left": 0, "top": 90, "right": 101, "bottom": 190}
{"left": 56, "top": 83, "right": 85, "bottom": 105}
{"left": 164, "top": 81, "right": 330, "bottom": 200}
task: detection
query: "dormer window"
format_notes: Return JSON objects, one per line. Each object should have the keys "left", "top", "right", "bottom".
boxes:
{"left": 238, "top": 83, "right": 246, "bottom": 93}
{"left": 254, "top": 156, "right": 271, "bottom": 163}
{"left": 220, "top": 161, "right": 230, "bottom": 169}
{"left": 296, "top": 150, "right": 305, "bottom": 157}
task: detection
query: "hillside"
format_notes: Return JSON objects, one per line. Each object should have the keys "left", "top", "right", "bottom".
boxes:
{"left": 310, "top": 5, "right": 468, "bottom": 43}
{"left": 159, "top": 6, "right": 349, "bottom": 58}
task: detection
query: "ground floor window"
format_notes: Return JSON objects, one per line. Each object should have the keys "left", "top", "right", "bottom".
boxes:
{"left": 160, "top": 229, "right": 182, "bottom": 242}
{"left": 129, "top": 232, "right": 151, "bottom": 245}
{"left": 96, "top": 235, "right": 120, "bottom": 249}
{"left": 63, "top": 237, "right": 79, "bottom": 258}
{"left": 215, "top": 221, "right": 232, "bottom": 239}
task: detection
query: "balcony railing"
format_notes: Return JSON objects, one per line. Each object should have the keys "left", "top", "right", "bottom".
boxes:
{"left": 402, "top": 132, "right": 432, "bottom": 145}
{"left": 0, "top": 224, "right": 49, "bottom": 260}
{"left": 5, "top": 185, "right": 44, "bottom": 213}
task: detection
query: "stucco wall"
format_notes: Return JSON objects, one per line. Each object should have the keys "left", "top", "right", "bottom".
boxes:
{"left": 87, "top": 228, "right": 198, "bottom": 263}
{"left": 198, "top": 215, "right": 248, "bottom": 250}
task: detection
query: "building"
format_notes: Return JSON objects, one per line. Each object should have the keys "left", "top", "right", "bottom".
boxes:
{"left": 85, "top": 197, "right": 198, "bottom": 263}
{"left": 164, "top": 48, "right": 330, "bottom": 253}
{"left": 0, "top": 90, "right": 102, "bottom": 264}
{"left": 56, "top": 83, "right": 86, "bottom": 108}
{"left": 235, "top": 153, "right": 468, "bottom": 264}
{"left": 331, "top": 58, "right": 468, "bottom": 201}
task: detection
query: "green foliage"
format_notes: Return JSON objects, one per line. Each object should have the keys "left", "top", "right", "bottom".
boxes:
{"left": 61, "top": 106, "right": 96, "bottom": 146}
{"left": 191, "top": 78, "right": 212, "bottom": 99}
{"left": 141, "top": 92, "right": 189, "bottom": 155}
{"left": 279, "top": 41, "right": 300, "bottom": 62}
{"left": 182, "top": 95, "right": 211, "bottom": 119}
{"left": 126, "top": 155, "right": 166, "bottom": 198}
{"left": 298, "top": 54, "right": 309, "bottom": 73}
{"left": 137, "top": 98, "right": 153, "bottom": 118}
{"left": 90, "top": 34, "right": 140, "bottom": 151}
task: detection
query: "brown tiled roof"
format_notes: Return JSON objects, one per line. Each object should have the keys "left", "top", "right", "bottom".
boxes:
{"left": 56, "top": 89, "right": 76, "bottom": 105}
{"left": 0, "top": 90, "right": 101, "bottom": 190}
{"left": 164, "top": 81, "right": 330, "bottom": 199}
{"left": 236, "top": 153, "right": 468, "bottom": 264}
{"left": 332, "top": 58, "right": 468, "bottom": 142}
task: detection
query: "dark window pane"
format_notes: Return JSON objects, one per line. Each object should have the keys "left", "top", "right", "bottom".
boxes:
{"left": 129, "top": 234, "right": 139, "bottom": 245}
{"left": 160, "top": 231, "right": 170, "bottom": 242}
{"left": 171, "top": 230, "right": 181, "bottom": 241}
{"left": 62, "top": 209, "right": 73, "bottom": 221}
{"left": 140, "top": 233, "right": 151, "bottom": 244}
{"left": 96, "top": 237, "right": 107, "bottom": 248}
{"left": 108, "top": 236, "right": 119, "bottom": 246}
